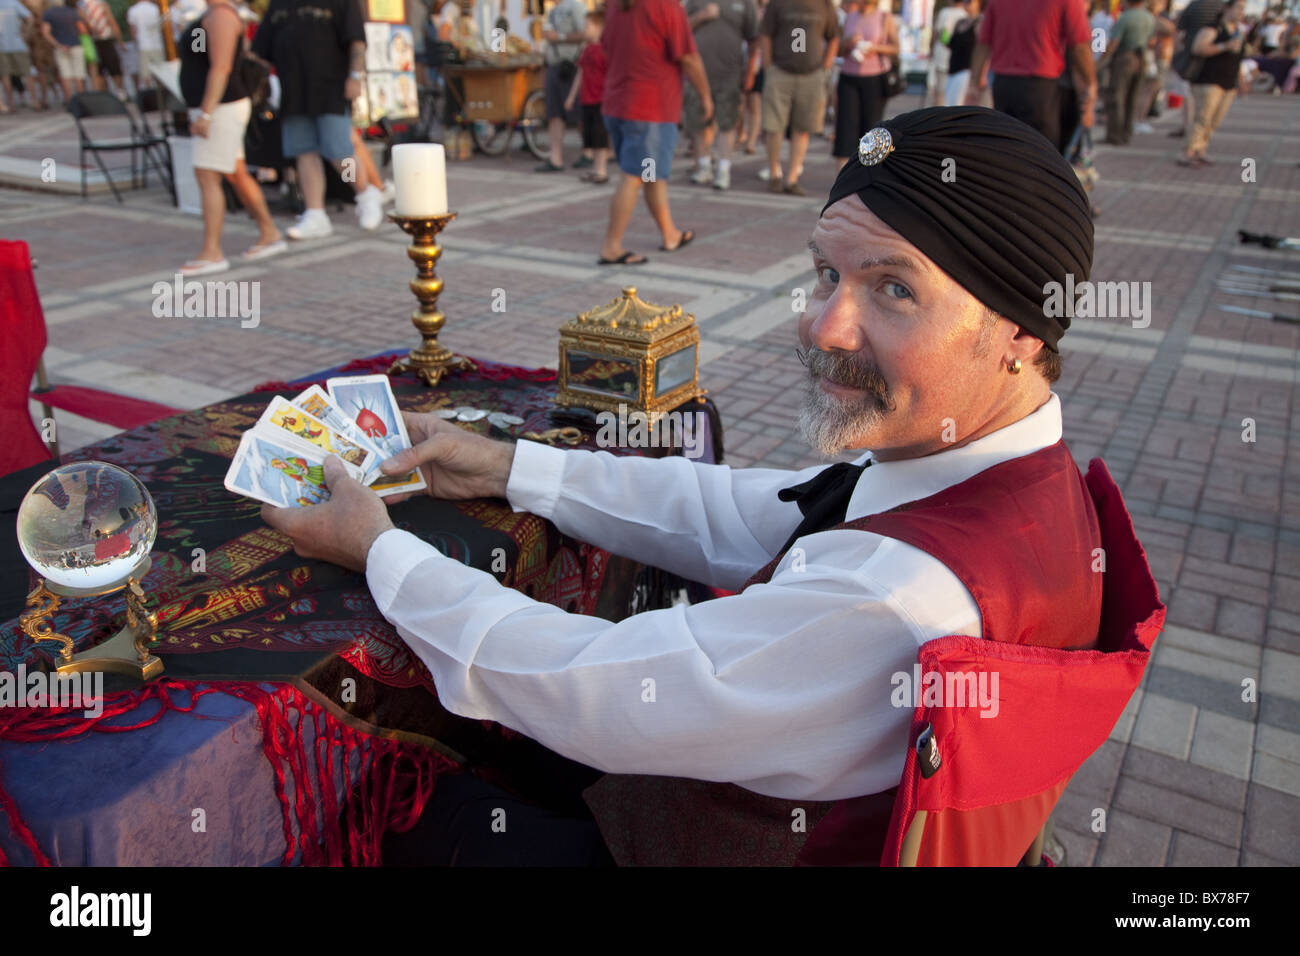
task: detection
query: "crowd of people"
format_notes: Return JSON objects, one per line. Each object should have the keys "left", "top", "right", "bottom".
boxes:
{"left": 3, "top": 0, "right": 1297, "bottom": 266}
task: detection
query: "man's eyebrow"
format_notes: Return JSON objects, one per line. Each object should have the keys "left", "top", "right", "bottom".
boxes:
{"left": 808, "top": 241, "right": 925, "bottom": 273}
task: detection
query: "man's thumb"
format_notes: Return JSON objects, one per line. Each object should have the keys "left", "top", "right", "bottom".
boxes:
{"left": 322, "top": 455, "right": 353, "bottom": 486}
{"left": 380, "top": 447, "right": 414, "bottom": 475}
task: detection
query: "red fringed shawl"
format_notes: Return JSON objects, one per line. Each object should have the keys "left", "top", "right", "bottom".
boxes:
{"left": 0, "top": 679, "right": 460, "bottom": 867}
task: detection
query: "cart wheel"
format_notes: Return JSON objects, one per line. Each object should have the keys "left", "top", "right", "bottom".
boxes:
{"left": 520, "top": 88, "right": 549, "bottom": 162}
{"left": 470, "top": 120, "right": 510, "bottom": 155}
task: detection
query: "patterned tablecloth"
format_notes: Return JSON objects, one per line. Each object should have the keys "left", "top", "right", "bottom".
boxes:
{"left": 0, "top": 357, "right": 721, "bottom": 865}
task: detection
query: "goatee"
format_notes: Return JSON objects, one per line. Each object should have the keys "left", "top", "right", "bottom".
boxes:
{"left": 797, "top": 346, "right": 894, "bottom": 455}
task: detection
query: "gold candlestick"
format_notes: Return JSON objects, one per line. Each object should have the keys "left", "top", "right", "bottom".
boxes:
{"left": 388, "top": 212, "right": 476, "bottom": 387}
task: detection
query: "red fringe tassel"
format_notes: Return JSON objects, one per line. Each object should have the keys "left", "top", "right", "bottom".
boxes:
{"left": 0, "top": 679, "right": 459, "bottom": 867}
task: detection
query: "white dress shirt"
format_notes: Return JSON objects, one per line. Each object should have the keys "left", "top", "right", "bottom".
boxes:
{"left": 366, "top": 394, "right": 1064, "bottom": 802}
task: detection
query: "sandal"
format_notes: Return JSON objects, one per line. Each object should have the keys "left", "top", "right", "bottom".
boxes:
{"left": 580, "top": 171, "right": 609, "bottom": 184}
{"left": 597, "top": 251, "right": 648, "bottom": 266}
{"left": 179, "top": 258, "right": 230, "bottom": 276}
{"left": 242, "top": 239, "right": 288, "bottom": 261}
{"left": 534, "top": 160, "right": 564, "bottom": 172}
{"left": 660, "top": 228, "right": 694, "bottom": 252}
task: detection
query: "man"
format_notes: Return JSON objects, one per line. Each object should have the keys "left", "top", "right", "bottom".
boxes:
{"left": 251, "top": 0, "right": 386, "bottom": 238}
{"left": 927, "top": 0, "right": 970, "bottom": 106}
{"left": 126, "top": 0, "right": 164, "bottom": 90}
{"left": 42, "top": 0, "right": 89, "bottom": 100}
{"left": 966, "top": 0, "right": 1096, "bottom": 151}
{"left": 78, "top": 0, "right": 123, "bottom": 96}
{"left": 1098, "top": 0, "right": 1156, "bottom": 145}
{"left": 534, "top": 0, "right": 586, "bottom": 173}
{"left": 594, "top": 0, "right": 711, "bottom": 266}
{"left": 1168, "top": 0, "right": 1222, "bottom": 138}
{"left": 266, "top": 106, "right": 1152, "bottom": 866}
{"left": 0, "top": 0, "right": 30, "bottom": 112}
{"left": 759, "top": 0, "right": 838, "bottom": 195}
{"left": 684, "top": 0, "right": 758, "bottom": 191}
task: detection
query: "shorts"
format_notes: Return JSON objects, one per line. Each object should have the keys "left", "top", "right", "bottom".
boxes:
{"left": 281, "top": 111, "right": 354, "bottom": 161}
{"left": 94, "top": 38, "right": 121, "bottom": 77}
{"left": 603, "top": 115, "right": 677, "bottom": 181}
{"left": 138, "top": 47, "right": 166, "bottom": 82}
{"left": 580, "top": 102, "right": 608, "bottom": 149}
{"left": 762, "top": 64, "right": 827, "bottom": 134}
{"left": 683, "top": 80, "right": 742, "bottom": 133}
{"left": 751, "top": 67, "right": 764, "bottom": 94}
{"left": 192, "top": 96, "right": 251, "bottom": 173}
{"left": 544, "top": 62, "right": 579, "bottom": 123}
{"left": 0, "top": 50, "right": 31, "bottom": 77}
{"left": 53, "top": 44, "right": 86, "bottom": 82}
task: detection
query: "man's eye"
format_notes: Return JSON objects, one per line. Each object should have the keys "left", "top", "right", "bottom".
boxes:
{"left": 818, "top": 266, "right": 840, "bottom": 285}
{"left": 883, "top": 281, "right": 913, "bottom": 300}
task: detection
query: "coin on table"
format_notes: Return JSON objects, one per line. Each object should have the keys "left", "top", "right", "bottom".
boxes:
{"left": 456, "top": 408, "right": 487, "bottom": 422}
{"left": 435, "top": 409, "right": 459, "bottom": 419}
{"left": 488, "top": 412, "right": 524, "bottom": 428}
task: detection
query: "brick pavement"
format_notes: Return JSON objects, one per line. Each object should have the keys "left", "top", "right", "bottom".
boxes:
{"left": 2, "top": 89, "right": 1298, "bottom": 865}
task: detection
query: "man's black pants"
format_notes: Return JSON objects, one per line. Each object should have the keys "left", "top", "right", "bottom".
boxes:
{"left": 381, "top": 772, "right": 616, "bottom": 866}
{"left": 992, "top": 74, "right": 1062, "bottom": 151}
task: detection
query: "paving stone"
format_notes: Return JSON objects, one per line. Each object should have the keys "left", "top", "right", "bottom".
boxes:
{"left": 1168, "top": 831, "right": 1240, "bottom": 866}
{"left": 1094, "top": 809, "right": 1173, "bottom": 867}
{"left": 1244, "top": 784, "right": 1300, "bottom": 861}
{"left": 1111, "top": 777, "right": 1242, "bottom": 848}
{"left": 1131, "top": 692, "right": 1196, "bottom": 759}
{"left": 1123, "top": 745, "right": 1249, "bottom": 811}
{"left": 1189, "top": 710, "right": 1255, "bottom": 780}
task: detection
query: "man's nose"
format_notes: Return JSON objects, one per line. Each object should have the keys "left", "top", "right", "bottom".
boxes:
{"left": 803, "top": 286, "right": 866, "bottom": 355}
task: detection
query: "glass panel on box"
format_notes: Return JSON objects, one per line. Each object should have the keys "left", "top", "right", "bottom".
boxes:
{"left": 654, "top": 344, "right": 696, "bottom": 397}
{"left": 567, "top": 351, "right": 641, "bottom": 397}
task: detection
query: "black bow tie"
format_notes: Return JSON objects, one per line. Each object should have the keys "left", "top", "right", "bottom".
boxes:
{"left": 776, "top": 461, "right": 870, "bottom": 554}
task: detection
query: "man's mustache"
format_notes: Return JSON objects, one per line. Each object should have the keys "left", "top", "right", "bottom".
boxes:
{"left": 797, "top": 346, "right": 893, "bottom": 409}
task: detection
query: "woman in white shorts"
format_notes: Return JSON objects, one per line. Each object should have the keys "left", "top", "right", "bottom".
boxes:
{"left": 177, "top": 0, "right": 283, "bottom": 276}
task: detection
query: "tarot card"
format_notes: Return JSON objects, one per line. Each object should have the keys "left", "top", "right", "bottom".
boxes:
{"left": 256, "top": 396, "right": 375, "bottom": 479}
{"left": 291, "top": 385, "right": 385, "bottom": 475}
{"left": 326, "top": 374, "right": 427, "bottom": 497}
{"left": 224, "top": 430, "right": 333, "bottom": 508}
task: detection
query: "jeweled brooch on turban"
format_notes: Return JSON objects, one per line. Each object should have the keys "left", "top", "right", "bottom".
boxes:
{"left": 858, "top": 127, "right": 894, "bottom": 167}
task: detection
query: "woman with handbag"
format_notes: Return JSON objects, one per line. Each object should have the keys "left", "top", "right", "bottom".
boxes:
{"left": 831, "top": 0, "right": 898, "bottom": 171}
{"left": 178, "top": 0, "right": 284, "bottom": 275}
{"left": 1179, "top": 0, "right": 1246, "bottom": 168}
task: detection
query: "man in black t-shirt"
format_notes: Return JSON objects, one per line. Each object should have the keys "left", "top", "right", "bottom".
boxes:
{"left": 251, "top": 0, "right": 384, "bottom": 238}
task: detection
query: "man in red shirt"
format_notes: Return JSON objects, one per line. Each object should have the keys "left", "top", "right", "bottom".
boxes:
{"left": 965, "top": 0, "right": 1096, "bottom": 151}
{"left": 597, "top": 0, "right": 713, "bottom": 266}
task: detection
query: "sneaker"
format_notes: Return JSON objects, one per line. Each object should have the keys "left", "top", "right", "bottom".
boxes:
{"left": 757, "top": 167, "right": 782, "bottom": 182}
{"left": 1134, "top": 122, "right": 1154, "bottom": 135}
{"left": 379, "top": 180, "right": 396, "bottom": 205}
{"left": 356, "top": 187, "right": 384, "bottom": 231}
{"left": 690, "top": 163, "right": 714, "bottom": 185}
{"left": 713, "top": 164, "right": 731, "bottom": 190}
{"left": 287, "top": 209, "right": 333, "bottom": 240}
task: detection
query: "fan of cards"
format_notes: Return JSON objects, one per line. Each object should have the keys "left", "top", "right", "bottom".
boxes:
{"left": 224, "top": 374, "right": 427, "bottom": 508}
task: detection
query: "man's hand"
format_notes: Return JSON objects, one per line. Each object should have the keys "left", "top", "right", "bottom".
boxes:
{"left": 703, "top": 2, "right": 720, "bottom": 19}
{"left": 1080, "top": 96, "right": 1096, "bottom": 129}
{"left": 261, "top": 457, "right": 395, "bottom": 573}
{"left": 378, "top": 412, "right": 518, "bottom": 503}
{"left": 344, "top": 76, "right": 362, "bottom": 102}
{"left": 191, "top": 114, "right": 210, "bottom": 137}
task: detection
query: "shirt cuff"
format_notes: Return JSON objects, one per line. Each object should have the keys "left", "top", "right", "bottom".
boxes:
{"left": 505, "top": 439, "right": 567, "bottom": 518}
{"left": 365, "top": 527, "right": 445, "bottom": 615}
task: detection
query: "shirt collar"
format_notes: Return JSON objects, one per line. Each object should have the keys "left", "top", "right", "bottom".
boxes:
{"left": 844, "top": 392, "right": 1064, "bottom": 522}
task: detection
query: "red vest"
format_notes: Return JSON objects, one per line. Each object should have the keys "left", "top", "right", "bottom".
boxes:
{"left": 583, "top": 442, "right": 1162, "bottom": 865}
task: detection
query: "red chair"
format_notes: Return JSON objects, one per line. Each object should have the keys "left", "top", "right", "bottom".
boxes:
{"left": 799, "top": 459, "right": 1164, "bottom": 866}
{"left": 0, "top": 239, "right": 183, "bottom": 477}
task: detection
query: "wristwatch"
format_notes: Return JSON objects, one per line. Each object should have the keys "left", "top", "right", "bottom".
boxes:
{"left": 349, "top": 71, "right": 365, "bottom": 80}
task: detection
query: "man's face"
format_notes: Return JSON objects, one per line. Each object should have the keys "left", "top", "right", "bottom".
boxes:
{"left": 798, "top": 197, "right": 1013, "bottom": 459}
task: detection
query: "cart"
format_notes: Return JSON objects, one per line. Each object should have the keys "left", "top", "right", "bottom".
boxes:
{"left": 442, "top": 55, "right": 549, "bottom": 160}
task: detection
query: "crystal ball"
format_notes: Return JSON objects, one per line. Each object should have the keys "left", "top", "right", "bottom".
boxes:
{"left": 16, "top": 461, "right": 157, "bottom": 592}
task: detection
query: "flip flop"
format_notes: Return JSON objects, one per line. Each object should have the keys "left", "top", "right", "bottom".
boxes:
{"left": 179, "top": 258, "right": 230, "bottom": 276}
{"left": 660, "top": 228, "right": 694, "bottom": 252}
{"left": 534, "top": 160, "right": 564, "bottom": 172}
{"left": 242, "top": 239, "right": 288, "bottom": 261}
{"left": 580, "top": 171, "right": 609, "bottom": 184}
{"left": 597, "top": 251, "right": 648, "bottom": 265}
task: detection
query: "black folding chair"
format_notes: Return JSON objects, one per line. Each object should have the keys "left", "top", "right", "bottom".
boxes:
{"left": 67, "top": 91, "right": 174, "bottom": 203}
{"left": 134, "top": 86, "right": 189, "bottom": 140}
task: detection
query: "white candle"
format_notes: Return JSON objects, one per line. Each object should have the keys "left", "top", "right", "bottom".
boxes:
{"left": 392, "top": 143, "right": 448, "bottom": 217}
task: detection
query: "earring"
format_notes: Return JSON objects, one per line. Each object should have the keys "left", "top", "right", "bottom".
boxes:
{"left": 1007, "top": 357, "right": 1022, "bottom": 374}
